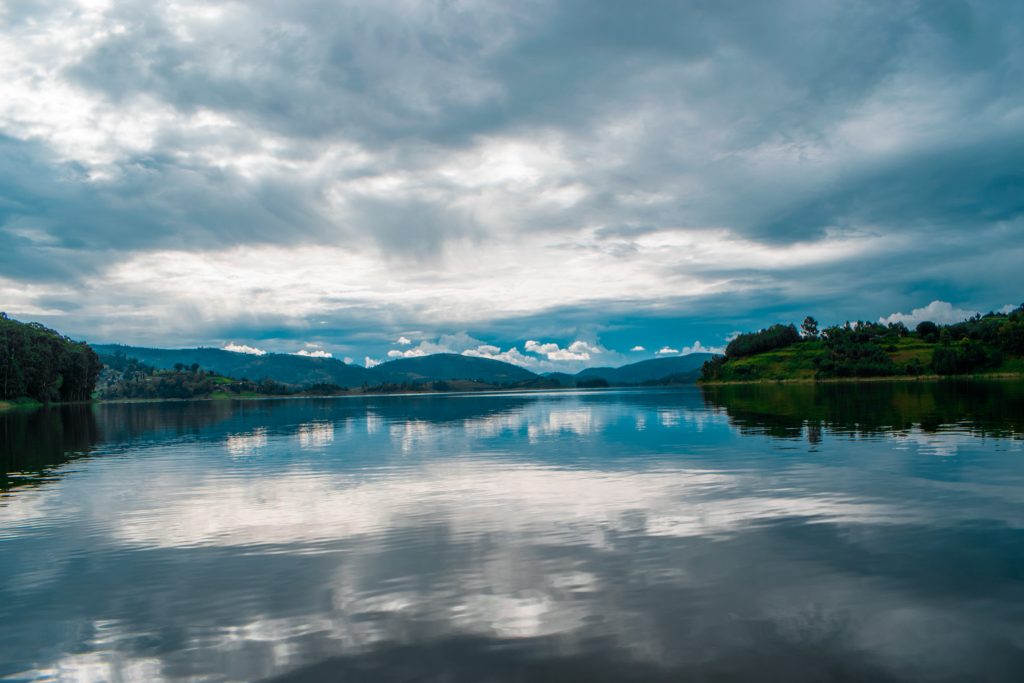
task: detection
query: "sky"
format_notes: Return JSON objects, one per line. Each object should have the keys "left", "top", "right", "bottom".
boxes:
{"left": 1, "top": 0, "right": 1022, "bottom": 372}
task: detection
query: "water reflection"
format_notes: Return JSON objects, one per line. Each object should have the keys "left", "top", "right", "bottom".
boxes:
{"left": 701, "top": 379, "right": 1024, "bottom": 439}
{"left": 1, "top": 384, "right": 1024, "bottom": 681}
{"left": 1, "top": 404, "right": 98, "bottom": 492}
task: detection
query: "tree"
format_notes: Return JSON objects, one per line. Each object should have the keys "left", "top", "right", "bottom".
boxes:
{"left": 801, "top": 316, "right": 819, "bottom": 339}
{"left": 915, "top": 321, "right": 939, "bottom": 342}
{"left": 725, "top": 324, "right": 801, "bottom": 358}
{"left": 0, "top": 315, "right": 100, "bottom": 402}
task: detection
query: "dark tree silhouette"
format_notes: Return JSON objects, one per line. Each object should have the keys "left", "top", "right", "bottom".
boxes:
{"left": 0, "top": 313, "right": 101, "bottom": 403}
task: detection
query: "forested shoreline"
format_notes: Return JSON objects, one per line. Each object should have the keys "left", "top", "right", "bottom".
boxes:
{"left": 701, "top": 306, "right": 1024, "bottom": 383}
{"left": 0, "top": 313, "right": 101, "bottom": 405}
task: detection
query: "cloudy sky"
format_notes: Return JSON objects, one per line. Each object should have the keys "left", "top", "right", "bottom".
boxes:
{"left": 2, "top": 0, "right": 1022, "bottom": 371}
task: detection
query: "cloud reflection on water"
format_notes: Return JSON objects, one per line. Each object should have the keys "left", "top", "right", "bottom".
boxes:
{"left": 2, "top": 386, "right": 1024, "bottom": 682}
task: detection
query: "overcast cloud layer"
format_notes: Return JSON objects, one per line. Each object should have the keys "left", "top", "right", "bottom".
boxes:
{"left": 1, "top": 0, "right": 1022, "bottom": 369}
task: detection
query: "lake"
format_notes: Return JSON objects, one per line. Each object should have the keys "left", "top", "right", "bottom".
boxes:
{"left": 2, "top": 382, "right": 1024, "bottom": 682}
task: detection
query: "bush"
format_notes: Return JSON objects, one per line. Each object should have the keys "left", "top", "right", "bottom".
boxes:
{"left": 931, "top": 340, "right": 1002, "bottom": 375}
{"left": 700, "top": 355, "right": 727, "bottom": 382}
{"left": 815, "top": 323, "right": 896, "bottom": 378}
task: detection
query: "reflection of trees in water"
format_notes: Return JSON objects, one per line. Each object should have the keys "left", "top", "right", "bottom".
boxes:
{"left": 701, "top": 380, "right": 1024, "bottom": 441}
{"left": 94, "top": 400, "right": 237, "bottom": 444}
{"left": 1, "top": 401, "right": 245, "bottom": 494}
{"left": 1, "top": 405, "right": 99, "bottom": 492}
{"left": 1, "top": 396, "right": 549, "bottom": 493}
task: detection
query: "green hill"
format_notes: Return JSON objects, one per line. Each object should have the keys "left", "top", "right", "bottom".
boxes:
{"left": 701, "top": 307, "right": 1024, "bottom": 383}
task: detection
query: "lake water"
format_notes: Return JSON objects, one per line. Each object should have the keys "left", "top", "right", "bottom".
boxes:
{"left": 2, "top": 382, "right": 1024, "bottom": 682}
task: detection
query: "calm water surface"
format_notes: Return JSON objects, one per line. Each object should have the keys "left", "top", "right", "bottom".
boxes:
{"left": 2, "top": 382, "right": 1024, "bottom": 682}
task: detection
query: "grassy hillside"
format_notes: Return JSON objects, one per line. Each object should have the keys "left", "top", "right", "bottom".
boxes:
{"left": 702, "top": 308, "right": 1024, "bottom": 383}
{"left": 702, "top": 337, "right": 1001, "bottom": 382}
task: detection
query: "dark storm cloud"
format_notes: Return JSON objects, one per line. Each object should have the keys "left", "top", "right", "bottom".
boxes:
{"left": 15, "top": 0, "right": 1024, "bottom": 246}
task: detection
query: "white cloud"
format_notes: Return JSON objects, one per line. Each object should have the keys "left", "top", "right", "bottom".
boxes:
{"left": 999, "top": 304, "right": 1018, "bottom": 314}
{"left": 630, "top": 345, "right": 646, "bottom": 352}
{"left": 548, "top": 349, "right": 589, "bottom": 361}
{"left": 524, "top": 339, "right": 597, "bottom": 361}
{"left": 293, "top": 342, "right": 332, "bottom": 358}
{"left": 474, "top": 344, "right": 500, "bottom": 355}
{"left": 383, "top": 332, "right": 482, "bottom": 361}
{"left": 681, "top": 341, "right": 723, "bottom": 355}
{"left": 295, "top": 348, "right": 332, "bottom": 358}
{"left": 372, "top": 334, "right": 617, "bottom": 372}
{"left": 524, "top": 340, "right": 559, "bottom": 355}
{"left": 364, "top": 356, "right": 381, "bottom": 368}
{"left": 568, "top": 340, "right": 600, "bottom": 354}
{"left": 461, "top": 345, "right": 536, "bottom": 367}
{"left": 343, "top": 357, "right": 354, "bottom": 364}
{"left": 222, "top": 343, "right": 266, "bottom": 356}
{"left": 383, "top": 334, "right": 545, "bottom": 370}
{"left": 387, "top": 348, "right": 428, "bottom": 358}
{"left": 397, "top": 336, "right": 412, "bottom": 345}
{"left": 879, "top": 300, "right": 977, "bottom": 327}
{"left": 654, "top": 341, "right": 722, "bottom": 356}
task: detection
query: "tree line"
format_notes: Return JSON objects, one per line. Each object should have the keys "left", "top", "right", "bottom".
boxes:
{"left": 0, "top": 313, "right": 101, "bottom": 403}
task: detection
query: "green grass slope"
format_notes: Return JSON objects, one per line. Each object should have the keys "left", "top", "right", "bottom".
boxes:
{"left": 702, "top": 337, "right": 1022, "bottom": 383}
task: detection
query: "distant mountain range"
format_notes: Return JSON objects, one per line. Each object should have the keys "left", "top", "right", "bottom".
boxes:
{"left": 573, "top": 354, "right": 711, "bottom": 384}
{"left": 370, "top": 353, "right": 537, "bottom": 385}
{"left": 91, "top": 344, "right": 715, "bottom": 389}
{"left": 91, "top": 345, "right": 371, "bottom": 387}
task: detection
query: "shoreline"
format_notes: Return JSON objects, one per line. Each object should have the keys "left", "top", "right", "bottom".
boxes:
{"left": 10, "top": 373, "right": 1023, "bottom": 410}
{"left": 5, "top": 385, "right": 671, "bottom": 411}
{"left": 698, "top": 372, "right": 1024, "bottom": 386}
{"left": 0, "top": 399, "right": 43, "bottom": 412}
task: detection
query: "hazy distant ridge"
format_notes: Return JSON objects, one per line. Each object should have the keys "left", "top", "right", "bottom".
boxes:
{"left": 91, "top": 344, "right": 714, "bottom": 388}
{"left": 574, "top": 354, "right": 713, "bottom": 384}
{"left": 91, "top": 345, "right": 372, "bottom": 387}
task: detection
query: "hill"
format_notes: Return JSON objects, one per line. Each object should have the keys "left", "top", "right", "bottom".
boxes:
{"left": 90, "top": 344, "right": 715, "bottom": 391}
{"left": 701, "top": 307, "right": 1024, "bottom": 383}
{"left": 369, "top": 353, "right": 537, "bottom": 385}
{"left": 576, "top": 354, "right": 713, "bottom": 385}
{"left": 92, "top": 345, "right": 372, "bottom": 388}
